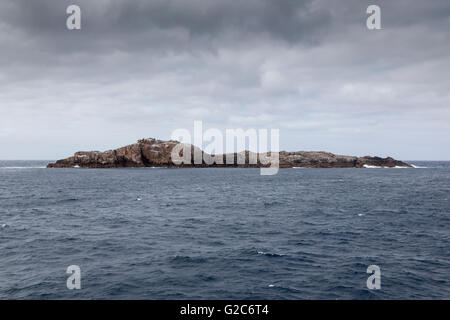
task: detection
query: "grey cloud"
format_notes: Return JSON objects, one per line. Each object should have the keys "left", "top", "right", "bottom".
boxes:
{"left": 0, "top": 0, "right": 449, "bottom": 160}
{"left": 0, "top": 0, "right": 331, "bottom": 47}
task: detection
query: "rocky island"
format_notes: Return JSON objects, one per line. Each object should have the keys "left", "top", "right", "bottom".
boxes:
{"left": 47, "top": 138, "right": 412, "bottom": 168}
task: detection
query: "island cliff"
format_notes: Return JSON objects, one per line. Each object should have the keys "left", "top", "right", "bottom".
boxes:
{"left": 47, "top": 138, "right": 412, "bottom": 168}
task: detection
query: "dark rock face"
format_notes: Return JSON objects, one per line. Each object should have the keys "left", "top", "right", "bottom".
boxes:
{"left": 47, "top": 138, "right": 412, "bottom": 168}
{"left": 48, "top": 138, "right": 179, "bottom": 168}
{"left": 278, "top": 152, "right": 410, "bottom": 168}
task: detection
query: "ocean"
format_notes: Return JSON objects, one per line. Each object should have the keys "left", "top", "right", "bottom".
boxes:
{"left": 0, "top": 160, "right": 449, "bottom": 299}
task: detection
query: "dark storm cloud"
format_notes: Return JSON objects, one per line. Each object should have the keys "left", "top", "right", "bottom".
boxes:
{"left": 0, "top": 0, "right": 331, "bottom": 47}
{"left": 0, "top": 0, "right": 449, "bottom": 160}
{"left": 1, "top": 0, "right": 449, "bottom": 51}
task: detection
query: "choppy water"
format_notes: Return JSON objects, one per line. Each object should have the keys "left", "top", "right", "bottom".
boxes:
{"left": 0, "top": 160, "right": 449, "bottom": 299}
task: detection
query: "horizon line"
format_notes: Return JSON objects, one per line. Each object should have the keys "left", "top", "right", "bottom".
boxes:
{"left": 2, "top": 159, "right": 450, "bottom": 162}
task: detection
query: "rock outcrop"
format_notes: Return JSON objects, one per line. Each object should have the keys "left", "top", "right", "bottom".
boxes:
{"left": 47, "top": 138, "right": 412, "bottom": 168}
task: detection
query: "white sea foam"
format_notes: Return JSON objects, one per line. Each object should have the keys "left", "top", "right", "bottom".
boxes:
{"left": 257, "top": 251, "right": 285, "bottom": 257}
{"left": 363, "top": 164, "right": 382, "bottom": 168}
{"left": 411, "top": 164, "right": 427, "bottom": 168}
{"left": 363, "top": 164, "right": 411, "bottom": 169}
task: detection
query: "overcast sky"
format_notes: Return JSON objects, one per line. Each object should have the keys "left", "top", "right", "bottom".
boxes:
{"left": 0, "top": 0, "right": 449, "bottom": 160}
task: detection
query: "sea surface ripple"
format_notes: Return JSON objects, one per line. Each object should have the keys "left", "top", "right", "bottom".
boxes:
{"left": 0, "top": 160, "right": 449, "bottom": 299}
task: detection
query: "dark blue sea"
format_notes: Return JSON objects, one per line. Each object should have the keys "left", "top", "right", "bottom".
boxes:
{"left": 0, "top": 160, "right": 449, "bottom": 299}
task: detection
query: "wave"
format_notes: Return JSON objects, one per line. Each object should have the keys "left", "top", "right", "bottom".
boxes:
{"left": 57, "top": 198, "right": 79, "bottom": 203}
{"left": 411, "top": 164, "right": 427, "bottom": 168}
{"left": 363, "top": 164, "right": 411, "bottom": 169}
{"left": 170, "top": 255, "right": 208, "bottom": 264}
{"left": 363, "top": 164, "right": 382, "bottom": 168}
{"left": 257, "top": 251, "right": 285, "bottom": 257}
